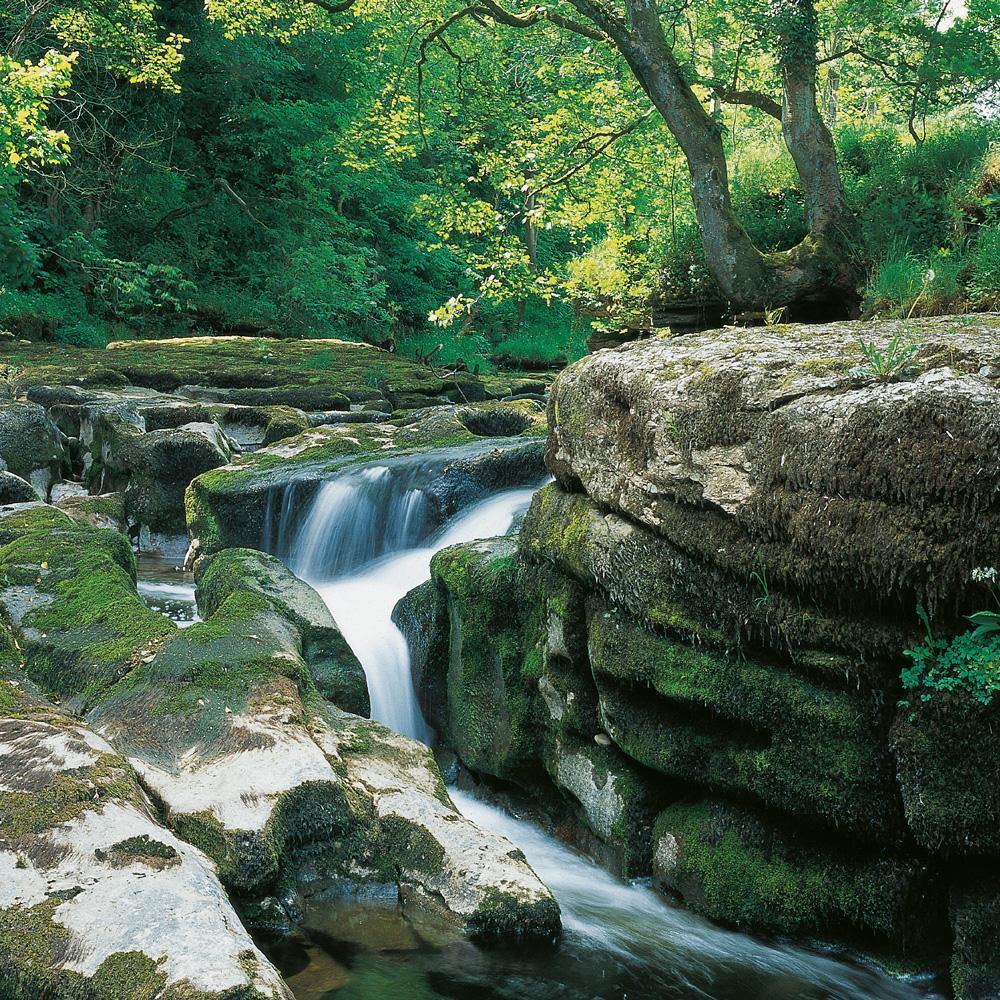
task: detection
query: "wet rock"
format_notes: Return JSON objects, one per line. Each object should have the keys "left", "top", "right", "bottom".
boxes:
{"left": 186, "top": 400, "right": 547, "bottom": 555}
{"left": 83, "top": 542, "right": 557, "bottom": 939}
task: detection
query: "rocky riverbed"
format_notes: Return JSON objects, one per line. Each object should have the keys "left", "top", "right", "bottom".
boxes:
{"left": 0, "top": 319, "right": 997, "bottom": 998}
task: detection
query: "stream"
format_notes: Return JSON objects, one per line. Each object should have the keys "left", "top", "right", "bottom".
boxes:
{"left": 203, "top": 456, "right": 946, "bottom": 999}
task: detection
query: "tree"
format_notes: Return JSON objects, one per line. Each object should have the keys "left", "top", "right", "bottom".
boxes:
{"left": 411, "top": 0, "right": 998, "bottom": 315}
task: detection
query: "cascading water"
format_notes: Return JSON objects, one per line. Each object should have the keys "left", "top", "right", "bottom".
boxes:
{"left": 280, "top": 454, "right": 541, "bottom": 741}
{"left": 266, "top": 453, "right": 942, "bottom": 1000}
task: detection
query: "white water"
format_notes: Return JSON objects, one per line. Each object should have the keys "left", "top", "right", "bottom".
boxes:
{"left": 288, "top": 465, "right": 540, "bottom": 740}
{"left": 451, "top": 788, "right": 933, "bottom": 1000}
{"left": 276, "top": 460, "right": 939, "bottom": 1000}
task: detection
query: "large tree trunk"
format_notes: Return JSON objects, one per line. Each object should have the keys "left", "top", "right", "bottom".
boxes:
{"left": 586, "top": 0, "right": 861, "bottom": 316}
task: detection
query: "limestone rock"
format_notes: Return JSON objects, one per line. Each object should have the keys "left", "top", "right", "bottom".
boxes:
{"left": 546, "top": 317, "right": 1000, "bottom": 608}
{"left": 0, "top": 676, "right": 291, "bottom": 999}
{"left": 0, "top": 402, "right": 66, "bottom": 498}
{"left": 197, "top": 547, "right": 370, "bottom": 716}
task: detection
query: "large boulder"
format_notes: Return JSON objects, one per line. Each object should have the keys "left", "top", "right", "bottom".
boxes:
{"left": 196, "top": 547, "right": 369, "bottom": 715}
{"left": 0, "top": 402, "right": 66, "bottom": 498}
{"left": 546, "top": 317, "right": 1000, "bottom": 612}
{"left": 88, "top": 543, "right": 558, "bottom": 939}
{"left": 0, "top": 671, "right": 290, "bottom": 999}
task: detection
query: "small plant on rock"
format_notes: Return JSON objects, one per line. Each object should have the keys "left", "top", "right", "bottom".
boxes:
{"left": 901, "top": 569, "right": 1000, "bottom": 710}
{"left": 854, "top": 326, "right": 921, "bottom": 383}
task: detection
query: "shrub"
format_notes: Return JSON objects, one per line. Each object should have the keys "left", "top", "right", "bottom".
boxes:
{"left": 969, "top": 225, "right": 1000, "bottom": 308}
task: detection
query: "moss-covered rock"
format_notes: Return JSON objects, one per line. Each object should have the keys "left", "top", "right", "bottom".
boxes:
{"left": 6, "top": 335, "right": 492, "bottom": 406}
{"left": 0, "top": 675, "right": 291, "bottom": 999}
{"left": 196, "top": 547, "right": 369, "bottom": 715}
{"left": 588, "top": 610, "right": 898, "bottom": 836}
{"left": 546, "top": 316, "right": 1000, "bottom": 611}
{"left": 652, "top": 799, "right": 944, "bottom": 954}
{"left": 0, "top": 402, "right": 66, "bottom": 498}
{"left": 0, "top": 473, "right": 39, "bottom": 505}
{"left": 542, "top": 734, "right": 660, "bottom": 876}
{"left": 520, "top": 484, "right": 909, "bottom": 687}
{"left": 0, "top": 512, "right": 174, "bottom": 706}
{"left": 950, "top": 875, "right": 1000, "bottom": 1000}
{"left": 427, "top": 537, "right": 546, "bottom": 784}
{"left": 891, "top": 692, "right": 1000, "bottom": 854}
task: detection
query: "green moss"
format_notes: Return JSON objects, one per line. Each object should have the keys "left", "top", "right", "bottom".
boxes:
{"left": 654, "top": 800, "right": 944, "bottom": 954}
{"left": 0, "top": 751, "right": 137, "bottom": 841}
{"left": 0, "top": 505, "right": 73, "bottom": 545}
{"left": 589, "top": 611, "right": 897, "bottom": 835}
{"left": 467, "top": 887, "right": 560, "bottom": 941}
{"left": 378, "top": 816, "right": 446, "bottom": 875}
{"left": 95, "top": 835, "right": 179, "bottom": 869}
{"left": 892, "top": 691, "right": 1000, "bottom": 853}
{"left": 0, "top": 524, "right": 174, "bottom": 704}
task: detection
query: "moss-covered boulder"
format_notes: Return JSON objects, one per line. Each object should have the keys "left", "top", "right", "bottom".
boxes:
{"left": 0, "top": 673, "right": 291, "bottom": 999}
{"left": 196, "top": 547, "right": 369, "bottom": 715}
{"left": 0, "top": 402, "right": 66, "bottom": 498}
{"left": 187, "top": 400, "right": 547, "bottom": 555}
{"left": 0, "top": 473, "right": 39, "bottom": 505}
{"left": 84, "top": 541, "right": 557, "bottom": 938}
{"left": 652, "top": 799, "right": 943, "bottom": 954}
{"left": 0, "top": 508, "right": 174, "bottom": 707}
{"left": 547, "top": 316, "right": 1000, "bottom": 611}
{"left": 426, "top": 537, "right": 546, "bottom": 784}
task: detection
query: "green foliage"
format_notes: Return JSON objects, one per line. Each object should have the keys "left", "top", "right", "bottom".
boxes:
{"left": 969, "top": 224, "right": 1000, "bottom": 308}
{"left": 902, "top": 597, "right": 1000, "bottom": 708}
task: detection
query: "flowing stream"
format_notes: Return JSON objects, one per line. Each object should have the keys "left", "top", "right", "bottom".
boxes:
{"left": 260, "top": 453, "right": 943, "bottom": 1000}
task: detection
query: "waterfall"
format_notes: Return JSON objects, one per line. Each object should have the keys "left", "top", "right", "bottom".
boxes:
{"left": 279, "top": 456, "right": 542, "bottom": 740}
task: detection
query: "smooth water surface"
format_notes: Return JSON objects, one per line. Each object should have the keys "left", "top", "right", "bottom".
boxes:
{"left": 136, "top": 552, "right": 199, "bottom": 627}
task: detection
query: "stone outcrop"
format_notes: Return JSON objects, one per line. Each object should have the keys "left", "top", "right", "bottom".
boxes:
{"left": 410, "top": 316, "right": 1000, "bottom": 997}
{"left": 0, "top": 402, "right": 66, "bottom": 498}
{"left": 186, "top": 400, "right": 548, "bottom": 555}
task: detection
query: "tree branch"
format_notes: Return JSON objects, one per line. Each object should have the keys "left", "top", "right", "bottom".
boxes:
{"left": 705, "top": 82, "right": 782, "bottom": 120}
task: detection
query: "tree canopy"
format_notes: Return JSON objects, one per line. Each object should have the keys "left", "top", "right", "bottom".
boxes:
{"left": 1, "top": 0, "right": 997, "bottom": 362}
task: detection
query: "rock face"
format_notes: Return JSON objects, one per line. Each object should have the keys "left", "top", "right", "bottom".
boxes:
{"left": 546, "top": 316, "right": 1000, "bottom": 610}
{"left": 412, "top": 316, "right": 1000, "bottom": 997}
